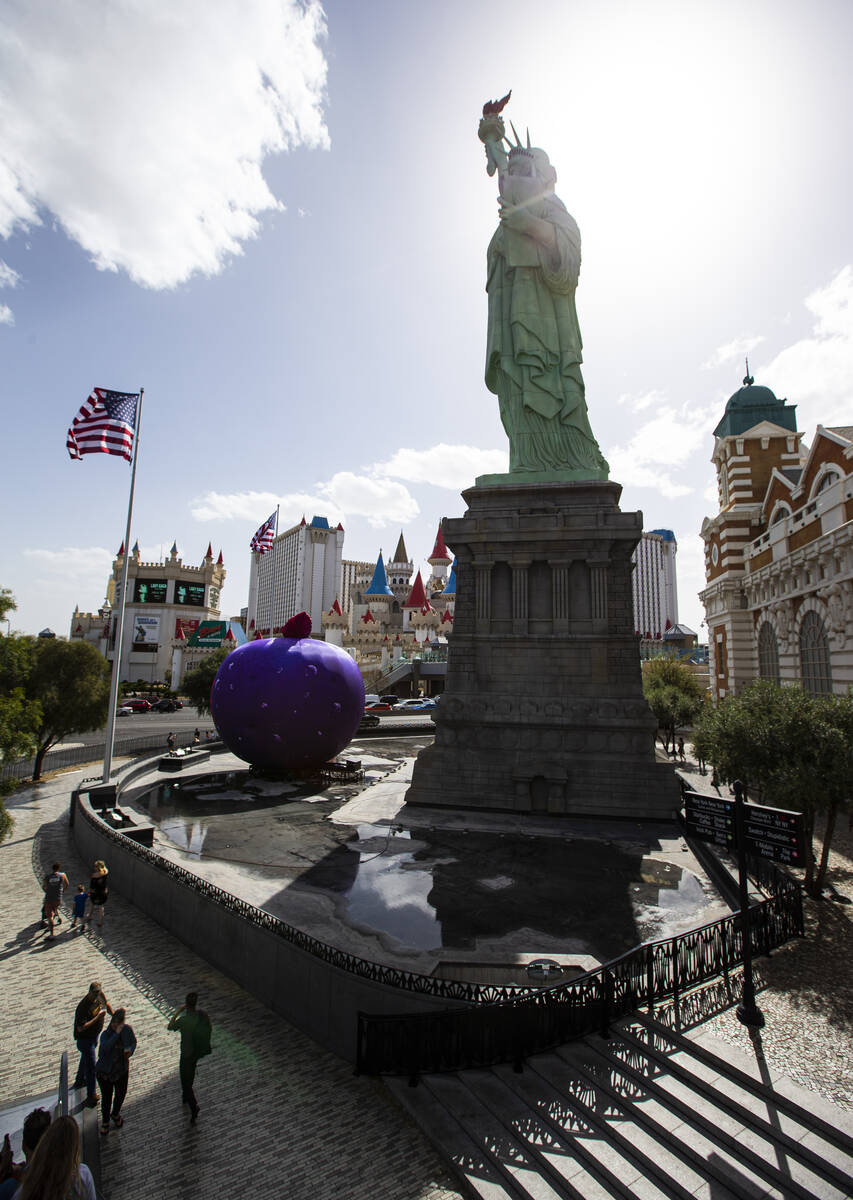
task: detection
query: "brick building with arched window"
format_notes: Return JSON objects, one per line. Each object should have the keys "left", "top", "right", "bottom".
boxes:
{"left": 699, "top": 373, "right": 853, "bottom": 699}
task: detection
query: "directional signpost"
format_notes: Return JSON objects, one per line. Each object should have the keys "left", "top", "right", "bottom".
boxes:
{"left": 682, "top": 781, "right": 805, "bottom": 1030}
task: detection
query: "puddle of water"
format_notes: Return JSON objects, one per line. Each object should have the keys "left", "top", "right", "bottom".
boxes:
{"left": 136, "top": 781, "right": 713, "bottom": 959}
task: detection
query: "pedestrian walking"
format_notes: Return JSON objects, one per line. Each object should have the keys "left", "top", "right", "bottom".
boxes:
{"left": 70, "top": 885, "right": 88, "bottom": 931}
{"left": 192, "top": 728, "right": 200, "bottom": 745}
{"left": 86, "top": 861, "right": 109, "bottom": 928}
{"left": 167, "top": 992, "right": 212, "bottom": 1123}
{"left": 96, "top": 1009, "right": 137, "bottom": 1136}
{"left": 42, "top": 863, "right": 69, "bottom": 940}
{"left": 73, "top": 982, "right": 112, "bottom": 1108}
{"left": 167, "top": 731, "right": 176, "bottom": 753}
{"left": 15, "top": 1115, "right": 96, "bottom": 1200}
{"left": 678, "top": 736, "right": 685, "bottom": 763}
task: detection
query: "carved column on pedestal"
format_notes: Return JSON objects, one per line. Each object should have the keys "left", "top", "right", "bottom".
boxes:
{"left": 474, "top": 559, "right": 492, "bottom": 627}
{"left": 551, "top": 559, "right": 570, "bottom": 633}
{"left": 511, "top": 559, "right": 530, "bottom": 633}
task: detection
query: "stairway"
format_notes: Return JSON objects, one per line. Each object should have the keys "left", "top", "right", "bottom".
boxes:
{"left": 386, "top": 1013, "right": 853, "bottom": 1199}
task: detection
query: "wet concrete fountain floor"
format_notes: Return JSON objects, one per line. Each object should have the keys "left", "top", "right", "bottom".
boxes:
{"left": 132, "top": 740, "right": 730, "bottom": 978}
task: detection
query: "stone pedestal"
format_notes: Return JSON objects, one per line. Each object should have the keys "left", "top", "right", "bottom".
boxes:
{"left": 406, "top": 480, "right": 680, "bottom": 819}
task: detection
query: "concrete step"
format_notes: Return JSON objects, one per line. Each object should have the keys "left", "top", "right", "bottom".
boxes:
{"left": 628, "top": 1011, "right": 853, "bottom": 1147}
{"left": 386, "top": 1074, "right": 531, "bottom": 1200}
{"left": 571, "top": 1035, "right": 847, "bottom": 1200}
{"left": 386, "top": 1017, "right": 853, "bottom": 1200}
{"left": 492, "top": 1059, "right": 706, "bottom": 1200}
{"left": 617, "top": 1014, "right": 853, "bottom": 1191}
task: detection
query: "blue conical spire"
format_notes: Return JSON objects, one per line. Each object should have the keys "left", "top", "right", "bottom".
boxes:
{"left": 365, "top": 550, "right": 394, "bottom": 597}
{"left": 442, "top": 558, "right": 457, "bottom": 595}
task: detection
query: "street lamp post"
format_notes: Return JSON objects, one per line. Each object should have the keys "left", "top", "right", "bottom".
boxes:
{"left": 734, "top": 779, "right": 765, "bottom": 1028}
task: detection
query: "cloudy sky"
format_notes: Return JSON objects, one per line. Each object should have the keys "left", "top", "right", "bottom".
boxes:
{"left": 2, "top": 0, "right": 852, "bottom": 639}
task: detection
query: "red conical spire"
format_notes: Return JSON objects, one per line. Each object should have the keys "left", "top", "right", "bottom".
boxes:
{"left": 404, "top": 571, "right": 427, "bottom": 608}
{"left": 205, "top": 543, "right": 212, "bottom": 559}
{"left": 429, "top": 524, "right": 451, "bottom": 563}
{"left": 216, "top": 550, "right": 223, "bottom": 565}
{"left": 117, "top": 541, "right": 125, "bottom": 557}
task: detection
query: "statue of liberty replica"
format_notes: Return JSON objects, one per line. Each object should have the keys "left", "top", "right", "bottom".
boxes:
{"left": 406, "top": 95, "right": 679, "bottom": 820}
{"left": 477, "top": 93, "right": 609, "bottom": 481}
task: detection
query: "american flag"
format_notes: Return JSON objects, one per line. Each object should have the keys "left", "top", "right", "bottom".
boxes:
{"left": 67, "top": 388, "right": 139, "bottom": 462}
{"left": 250, "top": 512, "right": 276, "bottom": 554}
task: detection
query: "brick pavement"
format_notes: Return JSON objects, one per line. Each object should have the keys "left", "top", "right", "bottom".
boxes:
{"left": 0, "top": 769, "right": 463, "bottom": 1200}
{"left": 675, "top": 758, "right": 853, "bottom": 1111}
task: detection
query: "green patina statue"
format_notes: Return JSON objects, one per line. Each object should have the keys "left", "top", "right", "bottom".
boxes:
{"left": 477, "top": 95, "right": 609, "bottom": 482}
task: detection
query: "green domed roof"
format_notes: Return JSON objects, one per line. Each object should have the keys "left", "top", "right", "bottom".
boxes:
{"left": 713, "top": 376, "right": 797, "bottom": 438}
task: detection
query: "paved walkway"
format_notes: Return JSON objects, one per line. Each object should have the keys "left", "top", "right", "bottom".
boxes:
{"left": 674, "top": 757, "right": 853, "bottom": 1112}
{"left": 0, "top": 768, "right": 462, "bottom": 1200}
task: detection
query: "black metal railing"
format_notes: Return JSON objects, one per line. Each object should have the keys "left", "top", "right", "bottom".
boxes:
{"left": 0, "top": 729, "right": 203, "bottom": 784}
{"left": 57, "top": 1050, "right": 69, "bottom": 1116}
{"left": 355, "top": 863, "right": 802, "bottom": 1078}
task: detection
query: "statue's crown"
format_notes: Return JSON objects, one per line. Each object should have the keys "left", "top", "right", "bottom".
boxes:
{"left": 505, "top": 120, "right": 534, "bottom": 161}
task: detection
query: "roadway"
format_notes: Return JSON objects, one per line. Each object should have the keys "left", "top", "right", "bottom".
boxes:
{"left": 57, "top": 708, "right": 434, "bottom": 748}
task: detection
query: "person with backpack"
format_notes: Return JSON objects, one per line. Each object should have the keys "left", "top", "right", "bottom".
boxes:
{"left": 167, "top": 992, "right": 212, "bottom": 1123}
{"left": 42, "top": 863, "right": 69, "bottom": 940}
{"left": 96, "top": 1008, "right": 137, "bottom": 1136}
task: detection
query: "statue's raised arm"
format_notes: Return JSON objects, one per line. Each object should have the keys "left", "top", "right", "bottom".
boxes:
{"left": 477, "top": 94, "right": 609, "bottom": 482}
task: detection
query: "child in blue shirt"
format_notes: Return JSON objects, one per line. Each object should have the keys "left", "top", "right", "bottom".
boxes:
{"left": 71, "top": 885, "right": 88, "bottom": 930}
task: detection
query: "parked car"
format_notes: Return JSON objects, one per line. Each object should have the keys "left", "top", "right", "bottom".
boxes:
{"left": 364, "top": 700, "right": 393, "bottom": 712}
{"left": 122, "top": 697, "right": 151, "bottom": 712}
{"left": 116, "top": 706, "right": 133, "bottom": 717}
{"left": 393, "top": 698, "right": 436, "bottom": 711}
{"left": 154, "top": 698, "right": 183, "bottom": 712}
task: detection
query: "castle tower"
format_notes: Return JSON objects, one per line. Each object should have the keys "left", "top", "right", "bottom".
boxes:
{"left": 322, "top": 597, "right": 348, "bottom": 646}
{"left": 360, "top": 550, "right": 394, "bottom": 627}
{"left": 427, "top": 523, "right": 452, "bottom": 599}
{"left": 386, "top": 531, "right": 414, "bottom": 611}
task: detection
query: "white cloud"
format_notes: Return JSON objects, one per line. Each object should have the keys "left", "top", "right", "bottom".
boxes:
{"left": 192, "top": 473, "right": 419, "bottom": 531}
{"left": 319, "top": 472, "right": 419, "bottom": 527}
{"left": 702, "top": 334, "right": 764, "bottom": 371}
{"left": 606, "top": 403, "right": 718, "bottom": 499}
{"left": 0, "top": 260, "right": 20, "bottom": 288}
{"left": 758, "top": 266, "right": 853, "bottom": 429}
{"left": 23, "top": 546, "right": 113, "bottom": 590}
{"left": 0, "top": 1, "right": 329, "bottom": 289}
{"left": 372, "top": 443, "right": 508, "bottom": 489}
{"left": 0, "top": 305, "right": 13, "bottom": 326}
{"left": 190, "top": 489, "right": 341, "bottom": 527}
{"left": 616, "top": 389, "right": 667, "bottom": 414}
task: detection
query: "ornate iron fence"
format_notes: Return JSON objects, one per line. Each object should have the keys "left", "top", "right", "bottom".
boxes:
{"left": 355, "top": 866, "right": 802, "bottom": 1078}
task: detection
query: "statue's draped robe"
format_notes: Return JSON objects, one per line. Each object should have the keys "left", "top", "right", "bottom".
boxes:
{"left": 485, "top": 195, "right": 608, "bottom": 475}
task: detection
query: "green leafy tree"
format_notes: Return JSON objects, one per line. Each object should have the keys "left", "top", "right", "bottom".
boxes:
{"left": 695, "top": 681, "right": 853, "bottom": 896}
{"left": 0, "top": 631, "right": 41, "bottom": 840}
{"left": 0, "top": 587, "right": 17, "bottom": 628}
{"left": 182, "top": 647, "right": 230, "bottom": 716}
{"left": 26, "top": 639, "right": 111, "bottom": 781}
{"left": 642, "top": 656, "right": 704, "bottom": 752}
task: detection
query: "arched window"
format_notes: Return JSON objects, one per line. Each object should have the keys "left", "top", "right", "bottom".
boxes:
{"left": 771, "top": 504, "right": 791, "bottom": 525}
{"left": 799, "top": 610, "right": 832, "bottom": 695}
{"left": 815, "top": 471, "right": 840, "bottom": 496}
{"left": 758, "top": 623, "right": 780, "bottom": 683}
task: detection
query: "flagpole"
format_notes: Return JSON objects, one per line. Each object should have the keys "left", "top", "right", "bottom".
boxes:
{"left": 102, "top": 388, "right": 144, "bottom": 784}
{"left": 272, "top": 504, "right": 279, "bottom": 636}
